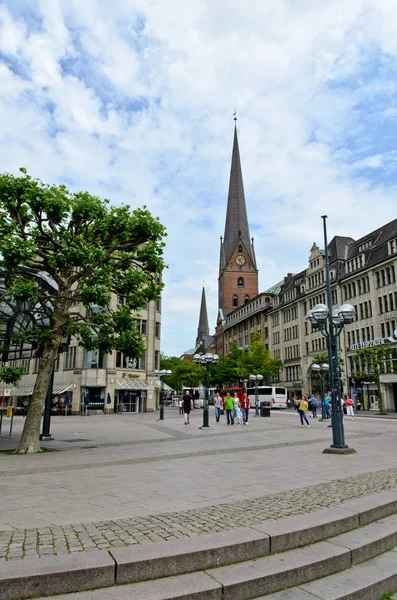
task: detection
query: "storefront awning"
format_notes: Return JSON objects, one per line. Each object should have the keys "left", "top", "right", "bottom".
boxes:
{"left": 1, "top": 382, "right": 74, "bottom": 397}
{"left": 115, "top": 378, "right": 155, "bottom": 391}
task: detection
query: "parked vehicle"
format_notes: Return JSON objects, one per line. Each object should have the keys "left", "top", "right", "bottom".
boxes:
{"left": 246, "top": 386, "right": 287, "bottom": 409}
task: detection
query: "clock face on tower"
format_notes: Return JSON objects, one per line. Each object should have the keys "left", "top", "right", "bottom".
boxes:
{"left": 235, "top": 255, "right": 246, "bottom": 266}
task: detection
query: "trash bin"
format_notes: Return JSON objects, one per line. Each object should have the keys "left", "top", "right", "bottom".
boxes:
{"left": 6, "top": 406, "right": 13, "bottom": 417}
{"left": 260, "top": 401, "right": 271, "bottom": 417}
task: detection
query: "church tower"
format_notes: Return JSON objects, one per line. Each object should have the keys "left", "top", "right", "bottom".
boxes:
{"left": 218, "top": 124, "right": 258, "bottom": 313}
{"left": 195, "top": 286, "right": 212, "bottom": 353}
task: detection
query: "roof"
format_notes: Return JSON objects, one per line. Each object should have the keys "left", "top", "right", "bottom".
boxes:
{"left": 221, "top": 125, "right": 256, "bottom": 269}
{"left": 4, "top": 382, "right": 74, "bottom": 397}
{"left": 197, "top": 287, "right": 209, "bottom": 337}
{"left": 264, "top": 280, "right": 284, "bottom": 295}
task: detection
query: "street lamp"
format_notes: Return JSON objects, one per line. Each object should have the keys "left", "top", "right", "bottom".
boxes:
{"left": 249, "top": 374, "right": 264, "bottom": 417}
{"left": 154, "top": 369, "right": 172, "bottom": 420}
{"left": 311, "top": 363, "right": 329, "bottom": 420}
{"left": 305, "top": 215, "right": 356, "bottom": 454}
{"left": 192, "top": 352, "right": 219, "bottom": 429}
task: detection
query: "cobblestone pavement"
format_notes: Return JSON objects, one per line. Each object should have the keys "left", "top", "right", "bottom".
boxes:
{"left": 0, "top": 466, "right": 396, "bottom": 561}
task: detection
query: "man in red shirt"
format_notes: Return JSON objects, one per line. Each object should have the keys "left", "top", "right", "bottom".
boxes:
{"left": 241, "top": 394, "right": 250, "bottom": 424}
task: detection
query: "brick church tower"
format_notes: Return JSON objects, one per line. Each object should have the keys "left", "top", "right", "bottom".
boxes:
{"left": 218, "top": 124, "right": 258, "bottom": 313}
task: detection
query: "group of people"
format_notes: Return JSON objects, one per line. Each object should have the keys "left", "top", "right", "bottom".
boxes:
{"left": 294, "top": 393, "right": 355, "bottom": 427}
{"left": 179, "top": 390, "right": 251, "bottom": 425}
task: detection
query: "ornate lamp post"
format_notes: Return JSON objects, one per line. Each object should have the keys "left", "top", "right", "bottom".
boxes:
{"left": 250, "top": 374, "right": 263, "bottom": 417}
{"left": 192, "top": 352, "right": 219, "bottom": 429}
{"left": 305, "top": 215, "right": 356, "bottom": 454}
{"left": 311, "top": 363, "right": 329, "bottom": 420}
{"left": 154, "top": 369, "right": 172, "bottom": 421}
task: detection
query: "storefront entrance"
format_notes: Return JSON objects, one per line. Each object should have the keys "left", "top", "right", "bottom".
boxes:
{"left": 115, "top": 390, "right": 145, "bottom": 413}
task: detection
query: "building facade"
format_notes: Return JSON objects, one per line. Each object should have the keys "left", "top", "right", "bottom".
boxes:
{"left": 3, "top": 295, "right": 162, "bottom": 415}
{"left": 216, "top": 219, "right": 397, "bottom": 412}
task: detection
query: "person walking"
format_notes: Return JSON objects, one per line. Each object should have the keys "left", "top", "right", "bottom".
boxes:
{"left": 241, "top": 393, "right": 250, "bottom": 424}
{"left": 298, "top": 396, "right": 310, "bottom": 427}
{"left": 235, "top": 398, "right": 243, "bottom": 424}
{"left": 225, "top": 393, "right": 234, "bottom": 425}
{"left": 214, "top": 392, "right": 222, "bottom": 423}
{"left": 309, "top": 394, "right": 317, "bottom": 419}
{"left": 325, "top": 392, "right": 331, "bottom": 419}
{"left": 182, "top": 390, "right": 193, "bottom": 425}
{"left": 345, "top": 395, "right": 354, "bottom": 420}
{"left": 178, "top": 398, "right": 183, "bottom": 415}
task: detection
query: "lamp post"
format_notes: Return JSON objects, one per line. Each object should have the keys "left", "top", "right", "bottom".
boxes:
{"left": 311, "top": 363, "right": 329, "bottom": 420}
{"left": 305, "top": 215, "right": 356, "bottom": 455}
{"left": 250, "top": 374, "right": 264, "bottom": 417}
{"left": 154, "top": 369, "right": 172, "bottom": 421}
{"left": 192, "top": 353, "right": 219, "bottom": 429}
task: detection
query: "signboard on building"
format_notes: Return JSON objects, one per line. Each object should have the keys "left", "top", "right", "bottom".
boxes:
{"left": 350, "top": 338, "right": 385, "bottom": 351}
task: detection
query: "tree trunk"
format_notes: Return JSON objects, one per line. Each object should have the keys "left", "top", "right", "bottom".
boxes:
{"left": 16, "top": 339, "right": 60, "bottom": 454}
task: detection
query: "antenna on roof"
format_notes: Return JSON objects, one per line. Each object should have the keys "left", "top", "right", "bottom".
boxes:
{"left": 233, "top": 109, "right": 237, "bottom": 121}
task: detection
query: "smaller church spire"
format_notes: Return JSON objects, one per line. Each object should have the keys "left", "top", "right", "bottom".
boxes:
{"left": 197, "top": 286, "right": 209, "bottom": 338}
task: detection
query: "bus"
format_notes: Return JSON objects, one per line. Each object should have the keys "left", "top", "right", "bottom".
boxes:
{"left": 246, "top": 386, "right": 287, "bottom": 409}
{"left": 220, "top": 387, "right": 245, "bottom": 402}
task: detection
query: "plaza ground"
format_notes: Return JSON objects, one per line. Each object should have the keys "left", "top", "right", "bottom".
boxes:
{"left": 0, "top": 407, "right": 396, "bottom": 562}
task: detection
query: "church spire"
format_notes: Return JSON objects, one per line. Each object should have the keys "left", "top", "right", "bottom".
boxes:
{"left": 197, "top": 285, "right": 209, "bottom": 338}
{"left": 221, "top": 124, "right": 256, "bottom": 270}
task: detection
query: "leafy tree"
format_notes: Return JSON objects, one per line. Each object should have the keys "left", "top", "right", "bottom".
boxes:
{"left": 237, "top": 333, "right": 281, "bottom": 381}
{"left": 0, "top": 365, "right": 25, "bottom": 386}
{"left": 158, "top": 356, "right": 204, "bottom": 391}
{"left": 0, "top": 169, "right": 166, "bottom": 453}
{"left": 352, "top": 346, "right": 395, "bottom": 413}
{"left": 209, "top": 343, "right": 241, "bottom": 386}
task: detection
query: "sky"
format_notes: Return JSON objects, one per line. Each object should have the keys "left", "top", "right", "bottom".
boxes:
{"left": 1, "top": 0, "right": 397, "bottom": 357}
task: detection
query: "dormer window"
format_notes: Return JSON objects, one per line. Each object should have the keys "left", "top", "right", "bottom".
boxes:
{"left": 238, "top": 244, "right": 242, "bottom": 252}
{"left": 237, "top": 277, "right": 244, "bottom": 287}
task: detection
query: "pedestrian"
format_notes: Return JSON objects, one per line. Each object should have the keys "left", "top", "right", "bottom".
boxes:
{"left": 235, "top": 398, "right": 243, "bottom": 424}
{"left": 325, "top": 392, "right": 331, "bottom": 419}
{"left": 178, "top": 398, "right": 183, "bottom": 415}
{"left": 225, "top": 393, "right": 234, "bottom": 425}
{"left": 214, "top": 392, "right": 222, "bottom": 423}
{"left": 182, "top": 390, "right": 193, "bottom": 425}
{"left": 345, "top": 395, "right": 354, "bottom": 420}
{"left": 233, "top": 393, "right": 240, "bottom": 419}
{"left": 309, "top": 394, "right": 317, "bottom": 419}
{"left": 298, "top": 396, "right": 310, "bottom": 427}
{"left": 286, "top": 397, "right": 291, "bottom": 409}
{"left": 241, "top": 393, "right": 250, "bottom": 424}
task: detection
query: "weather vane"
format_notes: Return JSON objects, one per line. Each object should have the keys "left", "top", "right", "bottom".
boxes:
{"left": 233, "top": 109, "right": 237, "bottom": 121}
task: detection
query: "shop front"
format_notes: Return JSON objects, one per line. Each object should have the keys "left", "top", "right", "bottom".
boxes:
{"left": 114, "top": 377, "right": 155, "bottom": 413}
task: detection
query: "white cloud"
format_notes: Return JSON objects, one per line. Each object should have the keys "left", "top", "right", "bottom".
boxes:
{"left": 1, "top": 0, "right": 397, "bottom": 355}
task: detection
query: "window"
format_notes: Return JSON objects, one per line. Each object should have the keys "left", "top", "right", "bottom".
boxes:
{"left": 244, "top": 295, "right": 250, "bottom": 303}
{"left": 388, "top": 239, "right": 397, "bottom": 255}
{"left": 64, "top": 346, "right": 76, "bottom": 370}
{"left": 141, "top": 319, "right": 147, "bottom": 335}
{"left": 83, "top": 350, "right": 106, "bottom": 369}
{"left": 238, "top": 244, "right": 242, "bottom": 252}
{"left": 155, "top": 350, "right": 159, "bottom": 370}
{"left": 232, "top": 295, "right": 238, "bottom": 307}
{"left": 116, "top": 352, "right": 146, "bottom": 370}
{"left": 155, "top": 322, "right": 161, "bottom": 338}
{"left": 156, "top": 297, "right": 161, "bottom": 313}
{"left": 237, "top": 277, "right": 244, "bottom": 287}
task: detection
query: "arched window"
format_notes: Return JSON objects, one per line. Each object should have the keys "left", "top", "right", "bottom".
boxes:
{"left": 238, "top": 244, "right": 242, "bottom": 252}
{"left": 245, "top": 295, "right": 250, "bottom": 303}
{"left": 232, "top": 295, "right": 238, "bottom": 307}
{"left": 237, "top": 277, "right": 244, "bottom": 287}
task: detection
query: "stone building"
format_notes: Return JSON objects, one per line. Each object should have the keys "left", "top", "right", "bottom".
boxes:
{"left": 3, "top": 295, "right": 162, "bottom": 415}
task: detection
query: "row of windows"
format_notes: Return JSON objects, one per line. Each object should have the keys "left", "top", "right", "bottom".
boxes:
{"left": 272, "top": 314, "right": 280, "bottom": 327}
{"left": 309, "top": 258, "right": 322, "bottom": 269}
{"left": 284, "top": 325, "right": 299, "bottom": 341}
{"left": 381, "top": 320, "right": 397, "bottom": 339}
{"left": 232, "top": 294, "right": 250, "bottom": 307}
{"left": 346, "top": 254, "right": 365, "bottom": 273}
{"left": 285, "top": 365, "right": 300, "bottom": 382}
{"left": 389, "top": 239, "right": 397, "bottom": 255}
{"left": 311, "top": 336, "right": 327, "bottom": 353}
{"left": 273, "top": 331, "right": 280, "bottom": 345}
{"left": 347, "top": 327, "right": 375, "bottom": 347}
{"left": 116, "top": 352, "right": 146, "bottom": 370}
{"left": 358, "top": 239, "right": 373, "bottom": 253}
{"left": 376, "top": 265, "right": 396, "bottom": 288}
{"left": 283, "top": 288, "right": 297, "bottom": 302}
{"left": 308, "top": 270, "right": 325, "bottom": 290}
{"left": 283, "top": 306, "right": 298, "bottom": 322}
{"left": 356, "top": 301, "right": 373, "bottom": 320}
{"left": 378, "top": 293, "right": 397, "bottom": 314}
{"left": 309, "top": 293, "right": 326, "bottom": 310}
{"left": 343, "top": 276, "right": 371, "bottom": 300}
{"left": 285, "top": 344, "right": 300, "bottom": 360}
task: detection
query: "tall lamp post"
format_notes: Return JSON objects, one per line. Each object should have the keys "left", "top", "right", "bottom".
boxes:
{"left": 250, "top": 374, "right": 263, "bottom": 417}
{"left": 305, "top": 215, "right": 356, "bottom": 455}
{"left": 192, "top": 353, "right": 219, "bottom": 429}
{"left": 154, "top": 369, "right": 172, "bottom": 421}
{"left": 311, "top": 363, "right": 329, "bottom": 421}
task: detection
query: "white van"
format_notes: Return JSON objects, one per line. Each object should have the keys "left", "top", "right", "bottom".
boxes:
{"left": 246, "top": 386, "right": 287, "bottom": 409}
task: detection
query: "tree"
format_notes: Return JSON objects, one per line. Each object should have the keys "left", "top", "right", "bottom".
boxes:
{"left": 352, "top": 346, "right": 395, "bottom": 413}
{"left": 159, "top": 355, "right": 204, "bottom": 391}
{"left": 237, "top": 333, "right": 281, "bottom": 381}
{"left": 209, "top": 344, "right": 241, "bottom": 387}
{"left": 0, "top": 169, "right": 166, "bottom": 453}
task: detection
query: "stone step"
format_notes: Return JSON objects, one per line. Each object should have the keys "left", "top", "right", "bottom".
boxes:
{"left": 1, "top": 489, "right": 397, "bottom": 600}
{"left": 259, "top": 546, "right": 397, "bottom": 600}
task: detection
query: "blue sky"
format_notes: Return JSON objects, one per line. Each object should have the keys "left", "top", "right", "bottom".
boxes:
{"left": 1, "top": 0, "right": 397, "bottom": 356}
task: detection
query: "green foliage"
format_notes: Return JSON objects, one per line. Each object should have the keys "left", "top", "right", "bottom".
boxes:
{"left": 159, "top": 355, "right": 204, "bottom": 391}
{"left": 237, "top": 333, "right": 281, "bottom": 381}
{"left": 0, "top": 365, "right": 25, "bottom": 385}
{"left": 0, "top": 169, "right": 167, "bottom": 359}
{"left": 209, "top": 344, "right": 242, "bottom": 386}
